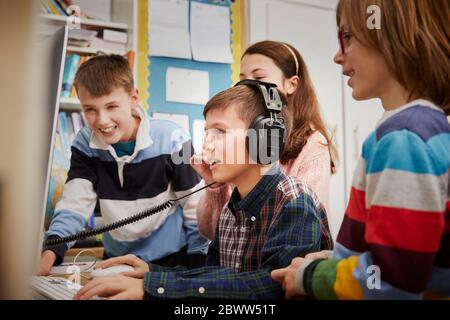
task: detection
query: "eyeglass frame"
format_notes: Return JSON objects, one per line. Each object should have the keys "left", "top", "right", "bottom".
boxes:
{"left": 338, "top": 30, "right": 353, "bottom": 55}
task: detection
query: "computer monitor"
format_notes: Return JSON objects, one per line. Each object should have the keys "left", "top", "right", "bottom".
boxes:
{"left": 0, "top": 20, "right": 68, "bottom": 298}
{"left": 37, "top": 26, "right": 69, "bottom": 257}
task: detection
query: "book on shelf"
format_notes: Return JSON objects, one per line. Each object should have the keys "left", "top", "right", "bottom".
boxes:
{"left": 71, "top": 112, "right": 83, "bottom": 136}
{"left": 57, "top": 111, "right": 86, "bottom": 159}
{"left": 90, "top": 36, "right": 127, "bottom": 54}
{"left": 61, "top": 54, "right": 80, "bottom": 97}
{"left": 69, "top": 29, "right": 98, "bottom": 41}
{"left": 38, "top": 0, "right": 52, "bottom": 14}
{"left": 57, "top": 111, "right": 71, "bottom": 158}
{"left": 66, "top": 115, "right": 76, "bottom": 144}
{"left": 68, "top": 39, "right": 90, "bottom": 47}
{"left": 126, "top": 51, "right": 135, "bottom": 70}
{"left": 46, "top": 0, "right": 68, "bottom": 16}
{"left": 102, "top": 29, "right": 128, "bottom": 44}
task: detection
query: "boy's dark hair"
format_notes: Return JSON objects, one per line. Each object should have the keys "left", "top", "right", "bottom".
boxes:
{"left": 74, "top": 54, "right": 134, "bottom": 97}
{"left": 203, "top": 85, "right": 288, "bottom": 128}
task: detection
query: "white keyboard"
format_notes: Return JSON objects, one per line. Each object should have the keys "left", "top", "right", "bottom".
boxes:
{"left": 30, "top": 276, "right": 82, "bottom": 300}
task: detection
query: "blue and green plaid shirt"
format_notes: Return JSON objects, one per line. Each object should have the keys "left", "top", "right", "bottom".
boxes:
{"left": 144, "top": 164, "right": 333, "bottom": 299}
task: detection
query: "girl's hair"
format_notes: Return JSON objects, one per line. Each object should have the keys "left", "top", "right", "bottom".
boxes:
{"left": 243, "top": 41, "right": 338, "bottom": 173}
{"left": 337, "top": 0, "right": 450, "bottom": 115}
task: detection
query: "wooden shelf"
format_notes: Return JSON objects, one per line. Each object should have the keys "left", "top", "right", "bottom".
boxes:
{"left": 39, "top": 13, "right": 128, "bottom": 30}
{"left": 60, "top": 97, "right": 81, "bottom": 111}
{"left": 67, "top": 45, "right": 126, "bottom": 56}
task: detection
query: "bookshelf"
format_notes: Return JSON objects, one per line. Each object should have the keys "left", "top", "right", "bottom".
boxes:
{"left": 39, "top": 13, "right": 128, "bottom": 30}
{"left": 38, "top": 0, "right": 136, "bottom": 113}
{"left": 41, "top": 1, "right": 137, "bottom": 246}
{"left": 59, "top": 97, "right": 81, "bottom": 111}
{"left": 67, "top": 45, "right": 123, "bottom": 55}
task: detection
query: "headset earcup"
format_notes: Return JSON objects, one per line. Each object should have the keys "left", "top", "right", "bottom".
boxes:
{"left": 247, "top": 116, "right": 286, "bottom": 165}
{"left": 247, "top": 115, "right": 264, "bottom": 164}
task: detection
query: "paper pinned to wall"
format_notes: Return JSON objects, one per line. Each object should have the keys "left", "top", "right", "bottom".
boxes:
{"left": 193, "top": 119, "right": 206, "bottom": 153}
{"left": 148, "top": 0, "right": 191, "bottom": 59}
{"left": 190, "top": 1, "right": 233, "bottom": 63}
{"left": 152, "top": 112, "right": 190, "bottom": 135}
{"left": 166, "top": 67, "right": 210, "bottom": 105}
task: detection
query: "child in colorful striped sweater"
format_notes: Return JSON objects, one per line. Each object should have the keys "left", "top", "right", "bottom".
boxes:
{"left": 272, "top": 0, "right": 450, "bottom": 299}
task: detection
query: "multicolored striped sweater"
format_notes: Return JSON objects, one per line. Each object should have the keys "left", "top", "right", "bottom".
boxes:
{"left": 296, "top": 100, "right": 450, "bottom": 299}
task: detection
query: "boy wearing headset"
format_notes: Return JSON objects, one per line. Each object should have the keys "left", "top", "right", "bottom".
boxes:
{"left": 74, "top": 80, "right": 332, "bottom": 300}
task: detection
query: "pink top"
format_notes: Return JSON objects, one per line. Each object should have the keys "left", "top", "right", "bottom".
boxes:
{"left": 196, "top": 131, "right": 332, "bottom": 240}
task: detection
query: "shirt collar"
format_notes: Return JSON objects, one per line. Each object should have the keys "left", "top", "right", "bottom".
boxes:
{"left": 377, "top": 99, "right": 442, "bottom": 128}
{"left": 89, "top": 104, "right": 153, "bottom": 156}
{"left": 228, "top": 164, "right": 282, "bottom": 218}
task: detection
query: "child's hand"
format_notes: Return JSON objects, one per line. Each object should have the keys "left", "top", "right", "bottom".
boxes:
{"left": 304, "top": 250, "right": 333, "bottom": 260}
{"left": 190, "top": 154, "right": 222, "bottom": 186}
{"left": 36, "top": 250, "right": 57, "bottom": 276}
{"left": 271, "top": 257, "right": 306, "bottom": 299}
{"left": 74, "top": 275, "right": 145, "bottom": 300}
{"left": 94, "top": 254, "right": 149, "bottom": 279}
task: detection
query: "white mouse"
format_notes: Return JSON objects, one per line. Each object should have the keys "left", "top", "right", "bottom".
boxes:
{"left": 90, "top": 264, "right": 135, "bottom": 278}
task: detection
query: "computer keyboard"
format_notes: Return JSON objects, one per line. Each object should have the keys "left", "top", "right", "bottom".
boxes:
{"left": 30, "top": 275, "right": 105, "bottom": 300}
{"left": 30, "top": 275, "right": 82, "bottom": 300}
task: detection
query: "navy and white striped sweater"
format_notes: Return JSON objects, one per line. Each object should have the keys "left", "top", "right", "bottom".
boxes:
{"left": 45, "top": 105, "right": 209, "bottom": 264}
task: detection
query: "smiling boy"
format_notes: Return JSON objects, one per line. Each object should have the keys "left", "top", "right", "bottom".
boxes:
{"left": 37, "top": 54, "right": 209, "bottom": 275}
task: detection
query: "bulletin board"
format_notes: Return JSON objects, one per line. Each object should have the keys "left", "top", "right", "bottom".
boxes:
{"left": 136, "top": 0, "right": 244, "bottom": 140}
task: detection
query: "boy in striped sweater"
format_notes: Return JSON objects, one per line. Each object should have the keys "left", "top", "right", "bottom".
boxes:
{"left": 37, "top": 55, "right": 209, "bottom": 275}
{"left": 272, "top": 0, "right": 450, "bottom": 299}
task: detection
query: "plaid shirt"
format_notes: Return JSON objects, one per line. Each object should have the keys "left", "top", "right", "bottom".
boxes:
{"left": 144, "top": 165, "right": 333, "bottom": 299}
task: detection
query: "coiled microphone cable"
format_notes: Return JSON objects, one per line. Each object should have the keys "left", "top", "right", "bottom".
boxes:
{"left": 44, "top": 181, "right": 216, "bottom": 247}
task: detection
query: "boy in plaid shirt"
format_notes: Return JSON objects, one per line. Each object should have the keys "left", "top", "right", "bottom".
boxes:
{"left": 75, "top": 82, "right": 332, "bottom": 300}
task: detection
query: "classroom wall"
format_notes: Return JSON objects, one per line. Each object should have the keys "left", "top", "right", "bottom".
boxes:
{"left": 144, "top": 0, "right": 241, "bottom": 142}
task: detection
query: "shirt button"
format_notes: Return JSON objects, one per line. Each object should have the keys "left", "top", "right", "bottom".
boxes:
{"left": 251, "top": 216, "right": 256, "bottom": 222}
{"left": 235, "top": 263, "right": 240, "bottom": 269}
{"left": 198, "top": 287, "right": 206, "bottom": 294}
{"left": 240, "top": 227, "right": 246, "bottom": 232}
{"left": 157, "top": 287, "right": 165, "bottom": 295}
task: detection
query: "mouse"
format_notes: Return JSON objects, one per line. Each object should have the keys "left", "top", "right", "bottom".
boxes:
{"left": 90, "top": 264, "right": 135, "bottom": 278}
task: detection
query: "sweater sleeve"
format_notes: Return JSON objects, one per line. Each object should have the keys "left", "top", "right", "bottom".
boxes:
{"left": 44, "top": 145, "right": 98, "bottom": 264}
{"left": 143, "top": 195, "right": 323, "bottom": 299}
{"left": 299, "top": 129, "right": 448, "bottom": 299}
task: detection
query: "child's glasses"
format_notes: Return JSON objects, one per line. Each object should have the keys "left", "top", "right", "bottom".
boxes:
{"left": 338, "top": 30, "right": 353, "bottom": 54}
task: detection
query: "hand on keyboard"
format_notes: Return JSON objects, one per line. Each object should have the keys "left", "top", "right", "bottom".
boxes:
{"left": 30, "top": 276, "right": 104, "bottom": 300}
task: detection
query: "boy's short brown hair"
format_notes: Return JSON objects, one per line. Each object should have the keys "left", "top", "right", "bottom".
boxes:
{"left": 203, "top": 85, "right": 288, "bottom": 128}
{"left": 74, "top": 54, "right": 134, "bottom": 97}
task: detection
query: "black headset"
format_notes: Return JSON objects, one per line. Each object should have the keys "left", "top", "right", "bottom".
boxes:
{"left": 234, "top": 79, "right": 287, "bottom": 165}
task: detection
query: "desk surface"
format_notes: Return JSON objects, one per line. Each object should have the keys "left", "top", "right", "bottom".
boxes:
{"left": 55, "top": 247, "right": 104, "bottom": 286}
{"left": 66, "top": 247, "right": 104, "bottom": 259}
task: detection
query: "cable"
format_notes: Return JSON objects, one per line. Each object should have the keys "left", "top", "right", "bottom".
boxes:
{"left": 44, "top": 181, "right": 216, "bottom": 247}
